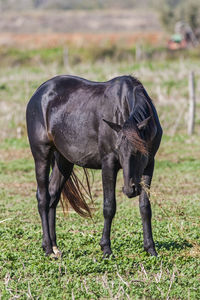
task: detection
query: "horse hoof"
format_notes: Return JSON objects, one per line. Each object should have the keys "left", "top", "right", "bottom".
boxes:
{"left": 103, "top": 253, "right": 111, "bottom": 259}
{"left": 42, "top": 244, "right": 46, "bottom": 252}
{"left": 103, "top": 253, "right": 115, "bottom": 260}
{"left": 147, "top": 248, "right": 158, "bottom": 257}
{"left": 53, "top": 246, "right": 62, "bottom": 258}
{"left": 48, "top": 252, "right": 59, "bottom": 260}
{"left": 102, "top": 247, "right": 113, "bottom": 259}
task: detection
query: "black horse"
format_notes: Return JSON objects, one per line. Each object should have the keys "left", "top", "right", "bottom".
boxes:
{"left": 26, "top": 75, "right": 162, "bottom": 258}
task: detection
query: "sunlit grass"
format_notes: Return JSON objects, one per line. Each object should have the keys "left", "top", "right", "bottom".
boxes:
{"left": 0, "top": 131, "right": 199, "bottom": 299}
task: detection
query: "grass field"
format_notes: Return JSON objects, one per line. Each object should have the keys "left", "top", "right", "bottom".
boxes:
{"left": 0, "top": 52, "right": 200, "bottom": 299}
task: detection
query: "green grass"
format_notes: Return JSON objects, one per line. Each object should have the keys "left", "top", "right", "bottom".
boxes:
{"left": 0, "top": 55, "right": 200, "bottom": 299}
{"left": 0, "top": 137, "right": 29, "bottom": 150}
{"left": 0, "top": 133, "right": 199, "bottom": 299}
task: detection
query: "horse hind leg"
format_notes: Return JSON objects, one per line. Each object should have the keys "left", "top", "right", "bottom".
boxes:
{"left": 32, "top": 143, "right": 53, "bottom": 256}
{"left": 27, "top": 111, "right": 62, "bottom": 257}
{"left": 48, "top": 151, "right": 74, "bottom": 258}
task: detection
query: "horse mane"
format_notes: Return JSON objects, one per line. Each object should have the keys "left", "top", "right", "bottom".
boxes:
{"left": 129, "top": 75, "right": 142, "bottom": 86}
{"left": 122, "top": 77, "right": 155, "bottom": 155}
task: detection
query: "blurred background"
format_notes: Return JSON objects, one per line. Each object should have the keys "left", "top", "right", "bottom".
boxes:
{"left": 0, "top": 0, "right": 200, "bottom": 139}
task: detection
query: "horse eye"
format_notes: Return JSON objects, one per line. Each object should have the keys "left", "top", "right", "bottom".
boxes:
{"left": 131, "top": 147, "right": 137, "bottom": 155}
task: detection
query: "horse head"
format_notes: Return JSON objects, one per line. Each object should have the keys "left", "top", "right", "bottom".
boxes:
{"left": 103, "top": 116, "right": 155, "bottom": 198}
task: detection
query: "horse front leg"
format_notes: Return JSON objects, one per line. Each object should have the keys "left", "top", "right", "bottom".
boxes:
{"left": 100, "top": 157, "right": 118, "bottom": 257}
{"left": 139, "top": 159, "right": 157, "bottom": 256}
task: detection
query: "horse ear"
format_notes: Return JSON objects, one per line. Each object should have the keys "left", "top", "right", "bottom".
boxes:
{"left": 137, "top": 116, "right": 152, "bottom": 130}
{"left": 103, "top": 119, "right": 122, "bottom": 132}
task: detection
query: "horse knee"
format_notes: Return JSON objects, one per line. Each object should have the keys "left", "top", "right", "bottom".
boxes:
{"left": 36, "top": 191, "right": 49, "bottom": 212}
{"left": 49, "top": 192, "right": 60, "bottom": 208}
{"left": 38, "top": 201, "right": 48, "bottom": 213}
{"left": 139, "top": 203, "right": 151, "bottom": 218}
{"left": 49, "top": 185, "right": 61, "bottom": 208}
{"left": 103, "top": 201, "right": 116, "bottom": 219}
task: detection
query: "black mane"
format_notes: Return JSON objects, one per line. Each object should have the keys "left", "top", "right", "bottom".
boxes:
{"left": 122, "top": 81, "right": 157, "bottom": 153}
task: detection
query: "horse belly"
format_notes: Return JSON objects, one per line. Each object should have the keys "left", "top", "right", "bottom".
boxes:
{"left": 51, "top": 118, "right": 101, "bottom": 169}
{"left": 56, "top": 138, "right": 101, "bottom": 168}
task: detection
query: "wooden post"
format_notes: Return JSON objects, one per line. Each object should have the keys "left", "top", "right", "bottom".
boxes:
{"left": 63, "top": 47, "right": 68, "bottom": 68}
{"left": 135, "top": 44, "right": 142, "bottom": 62}
{"left": 187, "top": 71, "right": 196, "bottom": 135}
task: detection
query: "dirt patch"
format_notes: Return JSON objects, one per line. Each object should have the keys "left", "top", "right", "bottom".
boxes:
{"left": 0, "top": 181, "right": 35, "bottom": 197}
{"left": 0, "top": 32, "right": 164, "bottom": 49}
{"left": 0, "top": 148, "right": 31, "bottom": 161}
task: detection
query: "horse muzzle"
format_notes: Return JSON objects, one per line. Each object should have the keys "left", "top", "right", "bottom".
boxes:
{"left": 122, "top": 184, "right": 141, "bottom": 198}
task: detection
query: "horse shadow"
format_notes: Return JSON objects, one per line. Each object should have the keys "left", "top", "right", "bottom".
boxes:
{"left": 155, "top": 239, "right": 193, "bottom": 251}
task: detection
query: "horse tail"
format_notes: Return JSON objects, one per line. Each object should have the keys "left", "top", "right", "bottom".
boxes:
{"left": 60, "top": 168, "right": 93, "bottom": 218}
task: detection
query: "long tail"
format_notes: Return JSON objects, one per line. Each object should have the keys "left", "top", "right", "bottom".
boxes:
{"left": 60, "top": 168, "right": 93, "bottom": 218}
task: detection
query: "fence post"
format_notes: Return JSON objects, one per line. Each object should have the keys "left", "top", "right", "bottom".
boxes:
{"left": 135, "top": 44, "right": 142, "bottom": 62}
{"left": 187, "top": 71, "right": 196, "bottom": 135}
{"left": 63, "top": 47, "right": 68, "bottom": 69}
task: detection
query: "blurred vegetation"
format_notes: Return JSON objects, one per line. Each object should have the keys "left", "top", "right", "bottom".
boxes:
{"left": 156, "top": 0, "right": 200, "bottom": 32}
{"left": 0, "top": 0, "right": 154, "bottom": 10}
{"left": 0, "top": 45, "right": 200, "bottom": 141}
{"left": 1, "top": 0, "right": 200, "bottom": 36}
{"left": 0, "top": 44, "right": 200, "bottom": 68}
